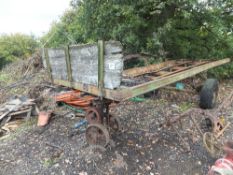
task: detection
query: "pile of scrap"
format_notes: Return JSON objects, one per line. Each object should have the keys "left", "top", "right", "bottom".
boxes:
{"left": 164, "top": 91, "right": 233, "bottom": 154}
{"left": 0, "top": 51, "right": 48, "bottom": 106}
{"left": 0, "top": 97, "right": 38, "bottom": 135}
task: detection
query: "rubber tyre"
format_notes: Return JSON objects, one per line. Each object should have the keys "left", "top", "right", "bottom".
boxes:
{"left": 199, "top": 78, "right": 219, "bottom": 109}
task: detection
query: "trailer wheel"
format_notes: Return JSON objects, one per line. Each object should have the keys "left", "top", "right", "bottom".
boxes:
{"left": 199, "top": 79, "right": 219, "bottom": 109}
{"left": 86, "top": 124, "right": 110, "bottom": 147}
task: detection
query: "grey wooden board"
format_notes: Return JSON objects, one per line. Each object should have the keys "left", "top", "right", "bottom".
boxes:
{"left": 105, "top": 41, "right": 122, "bottom": 55}
{"left": 42, "top": 41, "right": 123, "bottom": 89}
{"left": 48, "top": 49, "right": 68, "bottom": 80}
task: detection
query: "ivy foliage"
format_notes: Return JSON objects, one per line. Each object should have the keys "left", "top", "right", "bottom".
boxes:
{"left": 42, "top": 0, "right": 233, "bottom": 77}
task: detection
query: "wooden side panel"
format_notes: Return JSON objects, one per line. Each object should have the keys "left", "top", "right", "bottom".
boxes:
{"left": 48, "top": 48, "right": 68, "bottom": 81}
{"left": 70, "top": 44, "right": 98, "bottom": 85}
{"left": 69, "top": 41, "right": 123, "bottom": 89}
{"left": 43, "top": 41, "right": 124, "bottom": 89}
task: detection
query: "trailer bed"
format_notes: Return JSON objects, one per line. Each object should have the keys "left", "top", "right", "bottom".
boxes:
{"left": 53, "top": 58, "right": 231, "bottom": 101}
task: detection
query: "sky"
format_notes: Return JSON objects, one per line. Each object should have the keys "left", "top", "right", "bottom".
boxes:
{"left": 0, "top": 0, "right": 71, "bottom": 36}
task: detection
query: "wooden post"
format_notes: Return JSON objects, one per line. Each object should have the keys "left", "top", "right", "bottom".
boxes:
{"left": 64, "top": 46, "right": 73, "bottom": 86}
{"left": 44, "top": 48, "right": 53, "bottom": 83}
{"left": 98, "top": 40, "right": 105, "bottom": 98}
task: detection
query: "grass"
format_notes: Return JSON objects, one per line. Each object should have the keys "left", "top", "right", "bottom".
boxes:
{"left": 42, "top": 158, "right": 57, "bottom": 167}
{"left": 0, "top": 73, "right": 10, "bottom": 82}
{"left": 179, "top": 102, "right": 194, "bottom": 113}
{"left": 42, "top": 152, "right": 63, "bottom": 167}
{"left": 0, "top": 71, "right": 19, "bottom": 86}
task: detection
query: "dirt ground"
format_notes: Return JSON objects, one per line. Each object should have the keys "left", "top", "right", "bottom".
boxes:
{"left": 0, "top": 81, "right": 233, "bottom": 175}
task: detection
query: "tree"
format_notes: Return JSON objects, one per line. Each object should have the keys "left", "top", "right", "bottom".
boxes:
{"left": 42, "top": 0, "right": 233, "bottom": 77}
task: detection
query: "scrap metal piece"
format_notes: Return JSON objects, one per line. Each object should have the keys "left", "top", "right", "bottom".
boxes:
{"left": 109, "top": 115, "right": 122, "bottom": 132}
{"left": 216, "top": 122, "right": 230, "bottom": 138}
{"left": 200, "top": 116, "right": 228, "bottom": 135}
{"left": 208, "top": 142, "right": 233, "bottom": 175}
{"left": 200, "top": 117, "right": 214, "bottom": 133}
{"left": 203, "top": 132, "right": 222, "bottom": 158}
{"left": 85, "top": 123, "right": 110, "bottom": 147}
{"left": 208, "top": 159, "right": 233, "bottom": 175}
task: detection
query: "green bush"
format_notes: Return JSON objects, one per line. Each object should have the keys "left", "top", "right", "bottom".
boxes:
{"left": 0, "top": 33, "right": 38, "bottom": 68}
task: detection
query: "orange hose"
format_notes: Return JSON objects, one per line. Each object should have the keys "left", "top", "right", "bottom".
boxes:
{"left": 55, "top": 90, "right": 95, "bottom": 108}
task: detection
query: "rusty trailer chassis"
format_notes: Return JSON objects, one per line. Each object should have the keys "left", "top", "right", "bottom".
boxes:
{"left": 44, "top": 41, "right": 231, "bottom": 148}
{"left": 54, "top": 58, "right": 231, "bottom": 148}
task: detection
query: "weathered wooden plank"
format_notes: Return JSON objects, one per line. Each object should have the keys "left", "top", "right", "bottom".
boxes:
{"left": 155, "top": 71, "right": 170, "bottom": 76}
{"left": 64, "top": 46, "right": 73, "bottom": 83}
{"left": 119, "top": 58, "right": 231, "bottom": 100}
{"left": 44, "top": 48, "right": 53, "bottom": 82}
{"left": 172, "top": 66, "right": 185, "bottom": 71}
{"left": 53, "top": 79, "right": 121, "bottom": 101}
{"left": 123, "top": 60, "right": 202, "bottom": 78}
{"left": 154, "top": 60, "right": 210, "bottom": 79}
{"left": 123, "top": 61, "right": 175, "bottom": 77}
